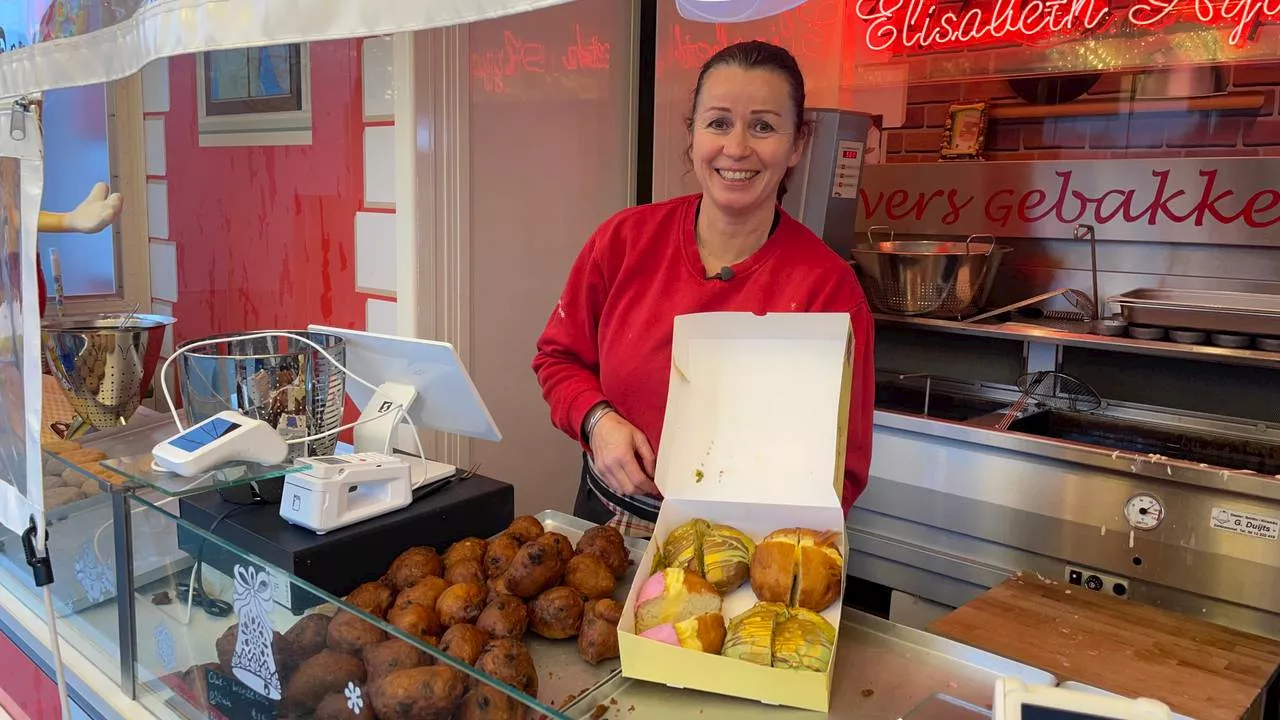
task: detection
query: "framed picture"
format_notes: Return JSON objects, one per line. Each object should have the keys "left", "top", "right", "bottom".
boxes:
{"left": 196, "top": 44, "right": 313, "bottom": 147}
{"left": 940, "top": 101, "right": 988, "bottom": 161}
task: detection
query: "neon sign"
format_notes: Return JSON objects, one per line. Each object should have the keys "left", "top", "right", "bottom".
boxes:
{"left": 470, "top": 25, "right": 613, "bottom": 96}
{"left": 1128, "top": 0, "right": 1280, "bottom": 46}
{"left": 855, "top": 0, "right": 1280, "bottom": 53}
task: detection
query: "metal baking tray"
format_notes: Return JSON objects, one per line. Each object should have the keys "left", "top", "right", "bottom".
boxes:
{"left": 1110, "top": 289, "right": 1280, "bottom": 336}
{"left": 562, "top": 607, "right": 1057, "bottom": 719}
{"left": 520, "top": 510, "right": 648, "bottom": 713}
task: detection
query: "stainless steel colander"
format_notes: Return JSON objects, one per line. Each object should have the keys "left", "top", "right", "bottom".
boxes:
{"left": 42, "top": 313, "right": 176, "bottom": 437}
{"left": 850, "top": 228, "right": 1012, "bottom": 318}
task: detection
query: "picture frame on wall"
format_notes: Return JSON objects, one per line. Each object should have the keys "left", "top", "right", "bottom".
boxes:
{"left": 940, "top": 101, "right": 988, "bottom": 161}
{"left": 195, "top": 44, "right": 313, "bottom": 147}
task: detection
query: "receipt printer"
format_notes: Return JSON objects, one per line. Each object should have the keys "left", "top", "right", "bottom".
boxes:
{"left": 279, "top": 453, "right": 413, "bottom": 534}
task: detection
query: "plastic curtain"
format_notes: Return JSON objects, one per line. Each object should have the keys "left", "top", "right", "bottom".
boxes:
{"left": 0, "top": 101, "right": 44, "bottom": 538}
{"left": 0, "top": 0, "right": 578, "bottom": 98}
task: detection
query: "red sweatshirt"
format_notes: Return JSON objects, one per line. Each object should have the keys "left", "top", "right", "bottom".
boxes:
{"left": 532, "top": 193, "right": 875, "bottom": 516}
{"left": 37, "top": 253, "right": 47, "bottom": 317}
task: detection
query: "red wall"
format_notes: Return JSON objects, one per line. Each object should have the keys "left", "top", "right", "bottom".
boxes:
{"left": 884, "top": 62, "right": 1280, "bottom": 163}
{"left": 164, "top": 40, "right": 368, "bottom": 347}
{"left": 0, "top": 630, "right": 57, "bottom": 720}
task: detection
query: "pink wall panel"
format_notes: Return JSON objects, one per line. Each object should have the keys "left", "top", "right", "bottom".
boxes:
{"left": 164, "top": 40, "right": 369, "bottom": 347}
{"left": 0, "top": 630, "right": 56, "bottom": 720}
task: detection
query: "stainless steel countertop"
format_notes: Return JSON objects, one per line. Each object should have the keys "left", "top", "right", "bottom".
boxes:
{"left": 563, "top": 607, "right": 1057, "bottom": 719}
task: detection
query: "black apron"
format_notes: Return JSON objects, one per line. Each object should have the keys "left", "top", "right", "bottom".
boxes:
{"left": 572, "top": 453, "right": 661, "bottom": 525}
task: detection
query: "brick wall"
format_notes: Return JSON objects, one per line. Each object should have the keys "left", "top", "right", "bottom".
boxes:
{"left": 883, "top": 62, "right": 1280, "bottom": 162}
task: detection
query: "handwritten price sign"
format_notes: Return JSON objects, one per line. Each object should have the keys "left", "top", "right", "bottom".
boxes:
{"left": 204, "top": 668, "right": 276, "bottom": 720}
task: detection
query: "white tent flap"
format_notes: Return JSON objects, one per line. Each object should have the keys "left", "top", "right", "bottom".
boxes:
{"left": 0, "top": 0, "right": 577, "bottom": 97}
{"left": 0, "top": 102, "right": 45, "bottom": 537}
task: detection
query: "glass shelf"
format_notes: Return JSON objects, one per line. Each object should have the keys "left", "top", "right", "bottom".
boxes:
{"left": 101, "top": 453, "right": 309, "bottom": 498}
{"left": 37, "top": 407, "right": 308, "bottom": 498}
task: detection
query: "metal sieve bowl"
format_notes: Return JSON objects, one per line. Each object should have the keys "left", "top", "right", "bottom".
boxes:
{"left": 42, "top": 313, "right": 176, "bottom": 436}
{"left": 850, "top": 230, "right": 1012, "bottom": 318}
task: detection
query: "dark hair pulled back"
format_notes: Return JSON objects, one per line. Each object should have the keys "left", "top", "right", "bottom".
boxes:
{"left": 685, "top": 40, "right": 810, "bottom": 204}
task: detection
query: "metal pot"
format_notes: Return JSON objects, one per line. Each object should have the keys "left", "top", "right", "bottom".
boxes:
{"left": 177, "top": 331, "right": 347, "bottom": 460}
{"left": 850, "top": 228, "right": 1012, "bottom": 318}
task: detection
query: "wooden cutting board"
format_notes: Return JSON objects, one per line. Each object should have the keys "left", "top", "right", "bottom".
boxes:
{"left": 929, "top": 573, "right": 1280, "bottom": 720}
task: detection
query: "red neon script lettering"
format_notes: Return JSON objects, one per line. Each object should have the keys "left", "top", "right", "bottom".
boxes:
{"left": 470, "top": 31, "right": 547, "bottom": 94}
{"left": 858, "top": 0, "right": 1280, "bottom": 52}
{"left": 857, "top": 0, "right": 1112, "bottom": 53}
{"left": 1129, "top": 0, "right": 1280, "bottom": 46}
{"left": 561, "top": 24, "right": 611, "bottom": 71}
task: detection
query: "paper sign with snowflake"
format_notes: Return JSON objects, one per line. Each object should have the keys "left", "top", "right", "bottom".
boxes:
{"left": 230, "top": 564, "right": 282, "bottom": 700}
{"left": 345, "top": 682, "right": 365, "bottom": 715}
{"left": 74, "top": 540, "right": 115, "bottom": 603}
{"left": 153, "top": 622, "right": 177, "bottom": 672}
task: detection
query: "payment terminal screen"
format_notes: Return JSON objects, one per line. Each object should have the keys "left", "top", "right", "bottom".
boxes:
{"left": 169, "top": 417, "right": 242, "bottom": 453}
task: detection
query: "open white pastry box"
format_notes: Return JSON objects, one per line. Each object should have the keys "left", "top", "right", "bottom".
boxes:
{"left": 617, "top": 311, "right": 853, "bottom": 713}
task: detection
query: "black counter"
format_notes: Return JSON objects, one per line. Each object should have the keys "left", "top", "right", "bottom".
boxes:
{"left": 176, "top": 473, "right": 514, "bottom": 613}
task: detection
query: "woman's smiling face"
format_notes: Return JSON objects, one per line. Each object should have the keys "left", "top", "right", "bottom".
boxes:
{"left": 690, "top": 65, "right": 806, "bottom": 218}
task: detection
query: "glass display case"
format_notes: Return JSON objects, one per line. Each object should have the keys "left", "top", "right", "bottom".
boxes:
{"left": 4, "top": 414, "right": 651, "bottom": 720}
{"left": 125, "top": 492, "right": 570, "bottom": 720}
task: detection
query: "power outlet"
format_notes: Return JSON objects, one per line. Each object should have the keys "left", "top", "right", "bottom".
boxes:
{"left": 1064, "top": 565, "right": 1130, "bottom": 599}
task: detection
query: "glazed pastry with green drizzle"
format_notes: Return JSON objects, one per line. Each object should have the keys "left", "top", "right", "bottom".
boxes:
{"left": 721, "top": 602, "right": 835, "bottom": 673}
{"left": 657, "top": 518, "right": 756, "bottom": 594}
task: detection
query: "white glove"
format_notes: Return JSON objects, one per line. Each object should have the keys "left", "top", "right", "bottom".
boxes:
{"left": 65, "top": 182, "right": 123, "bottom": 233}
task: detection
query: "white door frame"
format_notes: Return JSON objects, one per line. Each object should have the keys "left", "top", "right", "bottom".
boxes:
{"left": 392, "top": 28, "right": 473, "bottom": 469}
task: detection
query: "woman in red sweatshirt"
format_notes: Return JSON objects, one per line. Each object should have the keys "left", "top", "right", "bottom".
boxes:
{"left": 533, "top": 41, "right": 875, "bottom": 537}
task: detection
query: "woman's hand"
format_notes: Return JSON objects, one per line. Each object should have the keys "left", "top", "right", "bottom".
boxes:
{"left": 589, "top": 412, "right": 660, "bottom": 498}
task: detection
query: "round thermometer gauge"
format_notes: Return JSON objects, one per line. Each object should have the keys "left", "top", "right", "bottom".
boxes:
{"left": 1124, "top": 493, "right": 1165, "bottom": 530}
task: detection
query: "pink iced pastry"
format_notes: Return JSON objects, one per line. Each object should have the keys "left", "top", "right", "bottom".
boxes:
{"left": 639, "top": 623, "right": 680, "bottom": 645}
{"left": 637, "top": 569, "right": 670, "bottom": 605}
{"left": 633, "top": 568, "right": 722, "bottom": 635}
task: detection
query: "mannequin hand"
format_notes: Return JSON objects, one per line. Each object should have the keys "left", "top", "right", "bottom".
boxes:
{"left": 589, "top": 412, "right": 660, "bottom": 498}
{"left": 64, "top": 182, "right": 122, "bottom": 233}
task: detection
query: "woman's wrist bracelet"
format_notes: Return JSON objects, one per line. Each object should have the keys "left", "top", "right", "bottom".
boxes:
{"left": 582, "top": 402, "right": 614, "bottom": 443}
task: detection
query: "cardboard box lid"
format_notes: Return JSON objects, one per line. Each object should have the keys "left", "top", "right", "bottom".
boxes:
{"left": 655, "top": 312, "right": 852, "bottom": 508}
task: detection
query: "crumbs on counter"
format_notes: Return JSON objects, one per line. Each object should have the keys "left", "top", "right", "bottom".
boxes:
{"left": 151, "top": 591, "right": 172, "bottom": 606}
{"left": 694, "top": 468, "right": 704, "bottom": 483}
{"left": 590, "top": 704, "right": 609, "bottom": 720}
{"left": 610, "top": 698, "right": 618, "bottom": 705}
{"left": 861, "top": 688, "right": 875, "bottom": 698}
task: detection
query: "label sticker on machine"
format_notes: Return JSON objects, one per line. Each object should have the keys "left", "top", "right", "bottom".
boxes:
{"left": 1210, "top": 507, "right": 1280, "bottom": 540}
{"left": 831, "top": 140, "right": 865, "bottom": 199}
